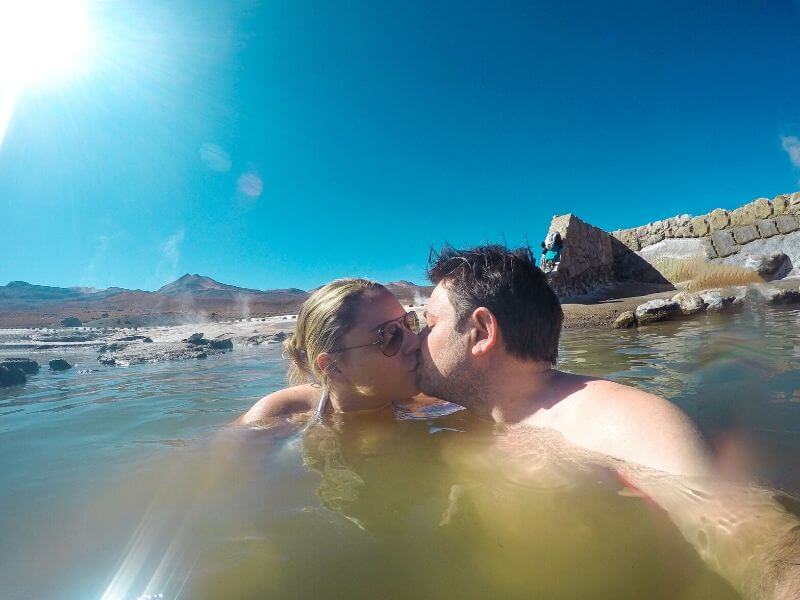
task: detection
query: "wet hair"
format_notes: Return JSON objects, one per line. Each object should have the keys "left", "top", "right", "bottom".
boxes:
{"left": 427, "top": 244, "right": 563, "bottom": 365}
{"left": 283, "top": 278, "right": 387, "bottom": 386}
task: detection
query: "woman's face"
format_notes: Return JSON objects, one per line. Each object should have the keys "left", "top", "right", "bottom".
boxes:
{"left": 332, "top": 290, "right": 420, "bottom": 403}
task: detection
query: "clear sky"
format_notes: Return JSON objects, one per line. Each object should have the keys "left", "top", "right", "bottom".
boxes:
{"left": 1, "top": 0, "right": 799, "bottom": 291}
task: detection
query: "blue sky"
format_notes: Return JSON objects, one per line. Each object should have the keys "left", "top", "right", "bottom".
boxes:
{"left": 1, "top": 0, "right": 799, "bottom": 291}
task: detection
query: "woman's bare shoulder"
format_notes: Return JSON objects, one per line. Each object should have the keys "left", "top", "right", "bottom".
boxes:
{"left": 233, "top": 384, "right": 320, "bottom": 425}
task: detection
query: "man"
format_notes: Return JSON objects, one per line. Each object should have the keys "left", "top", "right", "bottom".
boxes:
{"left": 418, "top": 244, "right": 799, "bottom": 599}
{"left": 418, "top": 243, "right": 710, "bottom": 476}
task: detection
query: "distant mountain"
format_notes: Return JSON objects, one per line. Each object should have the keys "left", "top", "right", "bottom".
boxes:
{"left": 0, "top": 275, "right": 429, "bottom": 327}
{"left": 0, "top": 281, "right": 85, "bottom": 306}
{"left": 157, "top": 273, "right": 264, "bottom": 297}
{"left": 384, "top": 281, "right": 433, "bottom": 305}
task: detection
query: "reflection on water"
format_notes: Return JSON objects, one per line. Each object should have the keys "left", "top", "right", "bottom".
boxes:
{"left": 1, "top": 304, "right": 799, "bottom": 598}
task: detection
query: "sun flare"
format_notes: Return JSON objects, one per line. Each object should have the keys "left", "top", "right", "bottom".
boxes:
{"left": 0, "top": 0, "right": 93, "bottom": 144}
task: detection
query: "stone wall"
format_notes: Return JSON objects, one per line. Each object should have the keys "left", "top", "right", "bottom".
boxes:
{"left": 542, "top": 190, "right": 800, "bottom": 297}
{"left": 544, "top": 214, "right": 616, "bottom": 297}
{"left": 611, "top": 191, "right": 800, "bottom": 262}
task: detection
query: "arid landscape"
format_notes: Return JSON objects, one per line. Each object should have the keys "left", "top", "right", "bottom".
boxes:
{"left": 0, "top": 274, "right": 433, "bottom": 329}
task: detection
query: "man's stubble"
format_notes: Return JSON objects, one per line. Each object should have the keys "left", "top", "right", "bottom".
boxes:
{"left": 419, "top": 330, "right": 486, "bottom": 412}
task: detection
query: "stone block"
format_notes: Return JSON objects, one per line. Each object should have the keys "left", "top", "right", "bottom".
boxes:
{"left": 700, "top": 238, "right": 717, "bottom": 259}
{"left": 752, "top": 197, "right": 773, "bottom": 219}
{"left": 690, "top": 216, "right": 709, "bottom": 236}
{"left": 651, "top": 220, "right": 666, "bottom": 233}
{"left": 731, "top": 224, "right": 759, "bottom": 245}
{"left": 729, "top": 199, "right": 770, "bottom": 226}
{"left": 789, "top": 193, "right": 800, "bottom": 214}
{"left": 775, "top": 214, "right": 799, "bottom": 234}
{"left": 772, "top": 194, "right": 790, "bottom": 215}
{"left": 643, "top": 232, "right": 664, "bottom": 247}
{"left": 674, "top": 225, "right": 691, "bottom": 237}
{"left": 756, "top": 218, "right": 779, "bottom": 238}
{"left": 710, "top": 229, "right": 739, "bottom": 257}
{"left": 708, "top": 209, "right": 730, "bottom": 231}
{"left": 622, "top": 230, "right": 641, "bottom": 251}
{"left": 612, "top": 229, "right": 640, "bottom": 251}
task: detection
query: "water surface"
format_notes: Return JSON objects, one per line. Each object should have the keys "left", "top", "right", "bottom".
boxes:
{"left": 2, "top": 304, "right": 800, "bottom": 599}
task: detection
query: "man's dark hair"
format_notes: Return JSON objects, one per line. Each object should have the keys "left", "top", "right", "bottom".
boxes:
{"left": 427, "top": 244, "right": 563, "bottom": 365}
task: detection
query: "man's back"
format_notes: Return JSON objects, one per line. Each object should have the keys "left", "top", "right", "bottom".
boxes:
{"left": 520, "top": 372, "right": 713, "bottom": 477}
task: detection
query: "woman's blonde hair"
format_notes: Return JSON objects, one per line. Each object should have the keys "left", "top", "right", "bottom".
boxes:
{"left": 283, "top": 278, "right": 387, "bottom": 386}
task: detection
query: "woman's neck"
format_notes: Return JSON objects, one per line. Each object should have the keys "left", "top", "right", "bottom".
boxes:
{"left": 327, "top": 387, "right": 393, "bottom": 413}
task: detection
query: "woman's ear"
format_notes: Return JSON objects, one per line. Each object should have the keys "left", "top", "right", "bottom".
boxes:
{"left": 316, "top": 352, "right": 344, "bottom": 383}
{"left": 469, "top": 307, "right": 498, "bottom": 357}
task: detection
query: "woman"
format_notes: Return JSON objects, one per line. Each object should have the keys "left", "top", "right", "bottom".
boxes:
{"left": 236, "top": 278, "right": 428, "bottom": 425}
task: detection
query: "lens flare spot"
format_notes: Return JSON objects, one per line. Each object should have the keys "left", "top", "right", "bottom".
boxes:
{"left": 237, "top": 172, "right": 263, "bottom": 198}
{"left": 199, "top": 143, "right": 231, "bottom": 172}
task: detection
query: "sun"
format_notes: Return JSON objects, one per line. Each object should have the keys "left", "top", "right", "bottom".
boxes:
{"left": 0, "top": 0, "right": 93, "bottom": 143}
{"left": 0, "top": 0, "right": 91, "bottom": 90}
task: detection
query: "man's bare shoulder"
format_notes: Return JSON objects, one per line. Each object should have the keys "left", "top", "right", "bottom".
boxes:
{"left": 233, "top": 384, "right": 320, "bottom": 425}
{"left": 548, "top": 375, "right": 712, "bottom": 476}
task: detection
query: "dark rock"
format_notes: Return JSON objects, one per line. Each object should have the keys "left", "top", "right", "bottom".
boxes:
{"left": 273, "top": 331, "right": 287, "bottom": 341}
{"left": 196, "top": 352, "right": 207, "bottom": 359}
{"left": 612, "top": 311, "right": 637, "bottom": 329}
{"left": 700, "top": 290, "right": 741, "bottom": 312}
{"left": 60, "top": 316, "right": 83, "bottom": 327}
{"left": 143, "top": 337, "right": 153, "bottom": 343}
{"left": 767, "top": 288, "right": 800, "bottom": 305}
{"left": 49, "top": 359, "right": 73, "bottom": 371}
{"left": 118, "top": 335, "right": 152, "bottom": 342}
{"left": 184, "top": 332, "right": 208, "bottom": 345}
{"left": 33, "top": 333, "right": 99, "bottom": 343}
{"left": 98, "top": 342, "right": 128, "bottom": 353}
{"left": 743, "top": 252, "right": 789, "bottom": 278}
{"left": 0, "top": 358, "right": 40, "bottom": 375}
{"left": 207, "top": 338, "right": 233, "bottom": 350}
{"left": 97, "top": 340, "right": 227, "bottom": 366}
{"left": 0, "top": 365, "right": 26, "bottom": 387}
{"left": 634, "top": 299, "right": 681, "bottom": 325}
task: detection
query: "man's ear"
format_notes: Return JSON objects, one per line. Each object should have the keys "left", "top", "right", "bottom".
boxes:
{"left": 316, "top": 352, "right": 345, "bottom": 383}
{"left": 468, "top": 307, "right": 499, "bottom": 357}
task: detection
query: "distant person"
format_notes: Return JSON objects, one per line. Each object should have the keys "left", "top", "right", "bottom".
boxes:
{"left": 235, "top": 278, "right": 441, "bottom": 425}
{"left": 416, "top": 244, "right": 800, "bottom": 599}
{"left": 540, "top": 231, "right": 562, "bottom": 273}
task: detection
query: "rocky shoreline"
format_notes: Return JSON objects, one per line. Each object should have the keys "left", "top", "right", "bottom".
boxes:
{"left": 0, "top": 315, "right": 296, "bottom": 387}
{"left": 2, "top": 281, "right": 799, "bottom": 387}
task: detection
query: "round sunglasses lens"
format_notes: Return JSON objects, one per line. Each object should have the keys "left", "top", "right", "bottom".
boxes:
{"left": 405, "top": 311, "right": 420, "bottom": 333}
{"left": 381, "top": 323, "right": 404, "bottom": 357}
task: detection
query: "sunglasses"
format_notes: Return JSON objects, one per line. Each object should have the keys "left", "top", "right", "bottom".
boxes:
{"left": 331, "top": 311, "right": 420, "bottom": 357}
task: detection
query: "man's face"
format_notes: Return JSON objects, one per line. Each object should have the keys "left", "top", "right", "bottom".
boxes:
{"left": 417, "top": 283, "right": 476, "bottom": 405}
